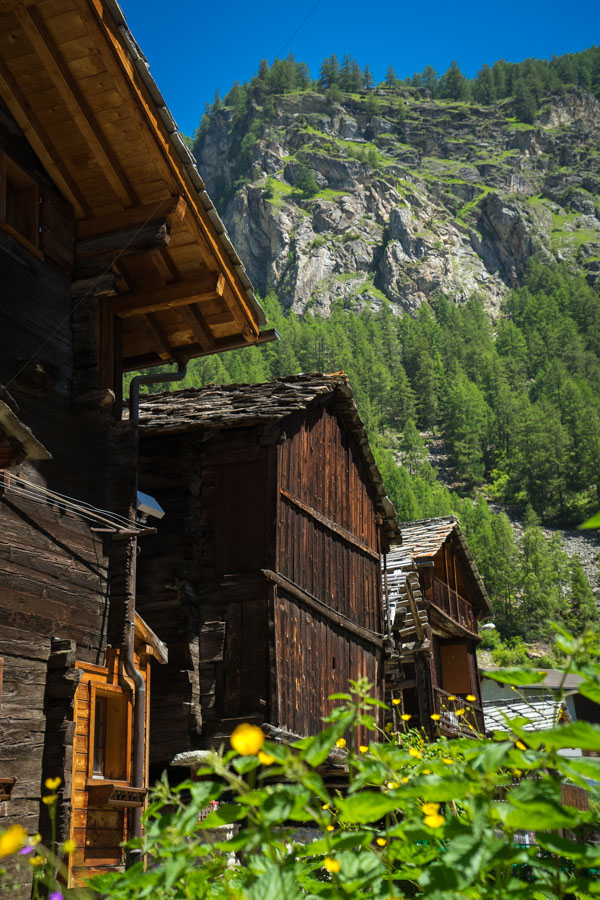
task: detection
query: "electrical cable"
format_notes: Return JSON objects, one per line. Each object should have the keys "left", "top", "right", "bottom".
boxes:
{"left": 5, "top": 196, "right": 168, "bottom": 391}
{"left": 1, "top": 474, "right": 147, "bottom": 534}
{"left": 275, "top": 0, "right": 322, "bottom": 58}
{"left": 8, "top": 472, "right": 136, "bottom": 527}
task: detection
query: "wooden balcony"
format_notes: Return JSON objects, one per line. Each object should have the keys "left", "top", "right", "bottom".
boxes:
{"left": 430, "top": 574, "right": 478, "bottom": 634}
{"left": 432, "top": 686, "right": 485, "bottom": 736}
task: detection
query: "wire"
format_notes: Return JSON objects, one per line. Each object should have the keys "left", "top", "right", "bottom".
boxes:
{"left": 5, "top": 196, "right": 167, "bottom": 391}
{"left": 275, "top": 0, "right": 322, "bottom": 58}
{"left": 1, "top": 473, "right": 147, "bottom": 534}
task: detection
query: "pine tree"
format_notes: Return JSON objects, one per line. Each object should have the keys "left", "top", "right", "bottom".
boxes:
{"left": 363, "top": 64, "right": 374, "bottom": 90}
{"left": 385, "top": 64, "right": 397, "bottom": 88}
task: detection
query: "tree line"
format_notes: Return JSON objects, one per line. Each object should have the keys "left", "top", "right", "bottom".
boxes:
{"left": 198, "top": 45, "right": 600, "bottom": 133}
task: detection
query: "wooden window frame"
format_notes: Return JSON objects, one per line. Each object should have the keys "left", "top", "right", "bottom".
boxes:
{"left": 0, "top": 152, "right": 43, "bottom": 259}
{"left": 87, "top": 681, "right": 132, "bottom": 787}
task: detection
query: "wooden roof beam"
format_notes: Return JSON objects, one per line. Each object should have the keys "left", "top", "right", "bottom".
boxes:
{"left": 0, "top": 55, "right": 90, "bottom": 218}
{"left": 111, "top": 272, "right": 225, "bottom": 318}
{"left": 180, "top": 304, "right": 215, "bottom": 351}
{"left": 75, "top": 197, "right": 186, "bottom": 241}
{"left": 16, "top": 4, "right": 137, "bottom": 208}
{"left": 144, "top": 313, "right": 173, "bottom": 360}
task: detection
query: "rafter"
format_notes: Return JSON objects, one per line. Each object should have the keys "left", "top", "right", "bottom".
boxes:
{"left": 75, "top": 197, "right": 186, "bottom": 241}
{"left": 180, "top": 304, "right": 215, "bottom": 351}
{"left": 144, "top": 313, "right": 173, "bottom": 360}
{"left": 111, "top": 272, "right": 225, "bottom": 318}
{"left": 0, "top": 54, "right": 89, "bottom": 218}
{"left": 16, "top": 4, "right": 137, "bottom": 208}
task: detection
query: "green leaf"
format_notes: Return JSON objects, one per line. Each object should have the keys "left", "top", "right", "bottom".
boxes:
{"left": 483, "top": 667, "right": 544, "bottom": 685}
{"left": 248, "top": 866, "right": 304, "bottom": 900}
{"left": 232, "top": 755, "right": 261, "bottom": 774}
{"left": 526, "top": 721, "right": 600, "bottom": 751}
{"left": 295, "top": 718, "right": 350, "bottom": 767}
{"left": 197, "top": 803, "right": 247, "bottom": 828}
{"left": 336, "top": 790, "right": 402, "bottom": 823}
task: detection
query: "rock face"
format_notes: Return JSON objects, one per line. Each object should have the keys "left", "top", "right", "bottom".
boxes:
{"left": 194, "top": 88, "right": 600, "bottom": 315}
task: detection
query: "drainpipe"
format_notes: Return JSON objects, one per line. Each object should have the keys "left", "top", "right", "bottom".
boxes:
{"left": 124, "top": 359, "right": 188, "bottom": 865}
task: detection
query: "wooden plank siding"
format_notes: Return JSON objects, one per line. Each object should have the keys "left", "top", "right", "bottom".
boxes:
{"left": 137, "top": 380, "right": 392, "bottom": 761}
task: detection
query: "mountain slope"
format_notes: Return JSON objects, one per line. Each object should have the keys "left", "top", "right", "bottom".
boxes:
{"left": 195, "top": 87, "right": 600, "bottom": 315}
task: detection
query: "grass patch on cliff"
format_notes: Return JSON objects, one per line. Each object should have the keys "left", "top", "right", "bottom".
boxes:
{"left": 264, "top": 177, "right": 294, "bottom": 207}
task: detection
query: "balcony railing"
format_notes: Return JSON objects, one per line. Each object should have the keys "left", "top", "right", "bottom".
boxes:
{"left": 432, "top": 685, "right": 485, "bottom": 735}
{"left": 429, "top": 574, "right": 477, "bottom": 634}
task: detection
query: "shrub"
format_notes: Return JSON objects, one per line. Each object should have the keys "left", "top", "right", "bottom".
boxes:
{"left": 2, "top": 628, "right": 599, "bottom": 898}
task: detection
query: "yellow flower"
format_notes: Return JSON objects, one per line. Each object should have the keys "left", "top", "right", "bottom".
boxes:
{"left": 385, "top": 722, "right": 393, "bottom": 732}
{"left": 400, "top": 713, "right": 411, "bottom": 721}
{"left": 376, "top": 837, "right": 387, "bottom": 847}
{"left": 359, "top": 745, "right": 368, "bottom": 753}
{"left": 392, "top": 698, "right": 401, "bottom": 705}
{"left": 424, "top": 813, "right": 444, "bottom": 829}
{"left": 408, "top": 747, "right": 422, "bottom": 759}
{"left": 430, "top": 714, "right": 441, "bottom": 721}
{"left": 423, "top": 769, "right": 431, "bottom": 774}
{"left": 42, "top": 795, "right": 56, "bottom": 806}
{"left": 322, "top": 803, "right": 330, "bottom": 810}
{"left": 515, "top": 740, "right": 527, "bottom": 751}
{"left": 442, "top": 757, "right": 453, "bottom": 765}
{"left": 513, "top": 768, "right": 523, "bottom": 777}
{"left": 401, "top": 776, "right": 409, "bottom": 784}
{"left": 335, "top": 738, "right": 346, "bottom": 749}
{"left": 0, "top": 824, "right": 27, "bottom": 857}
{"left": 230, "top": 723, "right": 265, "bottom": 756}
{"left": 421, "top": 802, "right": 440, "bottom": 816}
{"left": 466, "top": 695, "right": 476, "bottom": 702}
{"left": 63, "top": 839, "right": 76, "bottom": 854}
{"left": 326, "top": 825, "right": 335, "bottom": 832}
{"left": 324, "top": 857, "right": 341, "bottom": 873}
{"left": 30, "top": 834, "right": 41, "bottom": 846}
{"left": 510, "top": 685, "right": 516, "bottom": 691}
{"left": 258, "top": 750, "right": 275, "bottom": 765}
{"left": 386, "top": 781, "right": 398, "bottom": 789}
{"left": 447, "top": 695, "right": 456, "bottom": 701}
{"left": 455, "top": 709, "right": 465, "bottom": 717}
{"left": 468, "top": 724, "right": 474, "bottom": 730}
{"left": 44, "top": 777, "right": 61, "bottom": 791}
{"left": 29, "top": 855, "right": 44, "bottom": 866}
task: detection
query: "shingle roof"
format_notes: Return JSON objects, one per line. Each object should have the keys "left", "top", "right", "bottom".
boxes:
{"left": 138, "top": 373, "right": 400, "bottom": 544}
{"left": 384, "top": 516, "right": 492, "bottom": 617}
{"left": 483, "top": 697, "right": 568, "bottom": 732}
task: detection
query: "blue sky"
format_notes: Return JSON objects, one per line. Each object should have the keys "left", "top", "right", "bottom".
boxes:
{"left": 119, "top": 0, "right": 600, "bottom": 136}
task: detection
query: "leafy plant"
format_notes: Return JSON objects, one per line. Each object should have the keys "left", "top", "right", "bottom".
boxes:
{"left": 0, "top": 628, "right": 585, "bottom": 898}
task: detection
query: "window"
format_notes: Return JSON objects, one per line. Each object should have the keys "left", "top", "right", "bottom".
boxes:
{"left": 89, "top": 684, "right": 131, "bottom": 783}
{"left": 0, "top": 154, "right": 39, "bottom": 250}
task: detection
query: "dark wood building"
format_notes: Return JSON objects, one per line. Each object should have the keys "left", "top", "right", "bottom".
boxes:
{"left": 384, "top": 516, "right": 491, "bottom": 737}
{"left": 0, "top": 1, "right": 271, "bottom": 892}
{"left": 135, "top": 374, "right": 400, "bottom": 764}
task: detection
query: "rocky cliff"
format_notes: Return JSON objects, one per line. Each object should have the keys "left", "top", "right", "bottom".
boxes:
{"left": 195, "top": 88, "right": 600, "bottom": 315}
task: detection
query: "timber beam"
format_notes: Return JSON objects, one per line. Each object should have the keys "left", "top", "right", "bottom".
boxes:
{"left": 122, "top": 327, "right": 278, "bottom": 371}
{"left": 180, "top": 304, "right": 215, "bottom": 350}
{"left": 16, "top": 5, "right": 137, "bottom": 208}
{"left": 111, "top": 273, "right": 225, "bottom": 318}
{"left": 75, "top": 198, "right": 186, "bottom": 241}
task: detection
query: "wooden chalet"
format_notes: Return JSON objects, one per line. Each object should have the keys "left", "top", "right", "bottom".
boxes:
{"left": 0, "top": 1, "right": 273, "bottom": 893}
{"left": 384, "top": 516, "right": 492, "bottom": 737}
{"left": 134, "top": 374, "right": 400, "bottom": 766}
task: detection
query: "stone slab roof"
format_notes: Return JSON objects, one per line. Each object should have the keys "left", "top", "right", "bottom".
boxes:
{"left": 138, "top": 373, "right": 400, "bottom": 544}
{"left": 384, "top": 516, "right": 492, "bottom": 617}
{"left": 483, "top": 697, "right": 567, "bottom": 732}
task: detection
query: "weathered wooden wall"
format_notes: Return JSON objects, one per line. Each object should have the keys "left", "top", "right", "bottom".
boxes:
{"left": 0, "top": 100, "right": 127, "bottom": 898}
{"left": 275, "top": 404, "right": 384, "bottom": 737}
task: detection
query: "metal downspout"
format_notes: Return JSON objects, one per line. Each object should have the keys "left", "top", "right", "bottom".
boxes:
{"left": 124, "top": 359, "right": 188, "bottom": 865}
